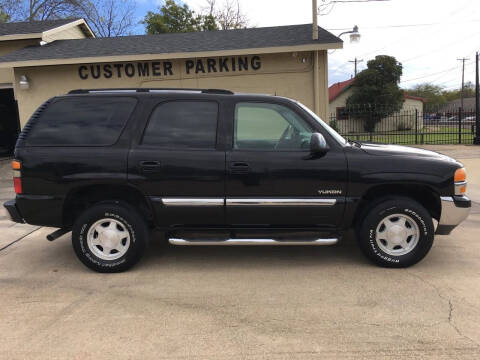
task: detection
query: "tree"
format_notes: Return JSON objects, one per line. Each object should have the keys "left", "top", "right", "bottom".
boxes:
{"left": 0, "top": 10, "right": 10, "bottom": 22}
{"left": 204, "top": 0, "right": 248, "bottom": 30}
{"left": 406, "top": 83, "right": 446, "bottom": 109}
{"left": 143, "top": 0, "right": 218, "bottom": 35}
{"left": 0, "top": 0, "right": 80, "bottom": 21}
{"left": 74, "top": 0, "right": 136, "bottom": 37}
{"left": 0, "top": 1, "right": 136, "bottom": 37}
{"left": 346, "top": 55, "right": 404, "bottom": 131}
{"left": 443, "top": 81, "right": 475, "bottom": 102}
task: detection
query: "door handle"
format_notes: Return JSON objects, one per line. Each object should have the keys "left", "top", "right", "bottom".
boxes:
{"left": 140, "top": 161, "right": 161, "bottom": 172}
{"left": 230, "top": 161, "right": 250, "bottom": 174}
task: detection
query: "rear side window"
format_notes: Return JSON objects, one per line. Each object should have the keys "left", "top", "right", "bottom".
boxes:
{"left": 142, "top": 101, "right": 218, "bottom": 149}
{"left": 26, "top": 97, "right": 137, "bottom": 146}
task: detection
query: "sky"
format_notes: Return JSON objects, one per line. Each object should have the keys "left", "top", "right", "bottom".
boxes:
{"left": 133, "top": 0, "right": 480, "bottom": 91}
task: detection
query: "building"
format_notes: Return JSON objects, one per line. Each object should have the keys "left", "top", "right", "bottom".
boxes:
{"left": 0, "top": 19, "right": 342, "bottom": 154}
{"left": 0, "top": 19, "right": 94, "bottom": 154}
{"left": 328, "top": 78, "right": 426, "bottom": 133}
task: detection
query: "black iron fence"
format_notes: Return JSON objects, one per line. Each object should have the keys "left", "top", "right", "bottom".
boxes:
{"left": 329, "top": 107, "right": 477, "bottom": 145}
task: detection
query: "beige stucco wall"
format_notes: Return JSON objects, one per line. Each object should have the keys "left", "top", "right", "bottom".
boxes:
{"left": 0, "top": 39, "right": 40, "bottom": 84}
{"left": 13, "top": 50, "right": 329, "bottom": 127}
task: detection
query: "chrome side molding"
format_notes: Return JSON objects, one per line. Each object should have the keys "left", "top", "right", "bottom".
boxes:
{"left": 169, "top": 238, "right": 338, "bottom": 246}
{"left": 161, "top": 198, "right": 224, "bottom": 206}
{"left": 226, "top": 198, "right": 337, "bottom": 206}
{"left": 161, "top": 198, "right": 337, "bottom": 207}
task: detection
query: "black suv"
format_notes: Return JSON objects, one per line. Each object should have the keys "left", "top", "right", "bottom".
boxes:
{"left": 4, "top": 89, "right": 471, "bottom": 272}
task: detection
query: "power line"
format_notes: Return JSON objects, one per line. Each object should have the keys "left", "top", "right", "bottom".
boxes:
{"left": 326, "top": 19, "right": 480, "bottom": 31}
{"left": 400, "top": 66, "right": 460, "bottom": 83}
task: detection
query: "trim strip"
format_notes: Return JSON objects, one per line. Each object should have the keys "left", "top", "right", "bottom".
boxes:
{"left": 226, "top": 198, "right": 336, "bottom": 206}
{"left": 160, "top": 198, "right": 337, "bottom": 207}
{"left": 169, "top": 238, "right": 338, "bottom": 246}
{"left": 161, "top": 198, "right": 224, "bottom": 206}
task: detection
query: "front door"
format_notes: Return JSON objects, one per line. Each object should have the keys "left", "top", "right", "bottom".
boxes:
{"left": 226, "top": 101, "right": 347, "bottom": 229}
{"left": 128, "top": 99, "right": 225, "bottom": 227}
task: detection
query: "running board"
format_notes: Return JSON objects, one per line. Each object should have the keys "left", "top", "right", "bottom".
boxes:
{"left": 168, "top": 238, "right": 338, "bottom": 246}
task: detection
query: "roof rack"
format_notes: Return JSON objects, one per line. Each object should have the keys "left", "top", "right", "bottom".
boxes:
{"left": 68, "top": 88, "right": 234, "bottom": 95}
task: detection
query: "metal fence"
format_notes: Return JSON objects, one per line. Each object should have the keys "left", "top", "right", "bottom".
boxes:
{"left": 329, "top": 107, "right": 477, "bottom": 145}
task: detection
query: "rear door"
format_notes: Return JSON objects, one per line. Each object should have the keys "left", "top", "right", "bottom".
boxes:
{"left": 128, "top": 97, "right": 226, "bottom": 227}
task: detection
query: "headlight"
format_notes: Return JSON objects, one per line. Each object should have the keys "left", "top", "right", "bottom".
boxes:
{"left": 454, "top": 167, "right": 467, "bottom": 195}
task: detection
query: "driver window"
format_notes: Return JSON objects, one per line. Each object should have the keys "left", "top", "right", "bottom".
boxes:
{"left": 234, "top": 103, "right": 313, "bottom": 150}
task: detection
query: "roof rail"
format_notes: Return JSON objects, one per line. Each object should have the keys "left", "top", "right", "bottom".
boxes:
{"left": 68, "top": 88, "right": 234, "bottom": 95}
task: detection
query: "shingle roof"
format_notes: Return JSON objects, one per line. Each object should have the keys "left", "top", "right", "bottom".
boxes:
{"left": 0, "top": 24, "right": 341, "bottom": 64}
{"left": 328, "top": 78, "right": 354, "bottom": 102}
{"left": 0, "top": 19, "right": 80, "bottom": 36}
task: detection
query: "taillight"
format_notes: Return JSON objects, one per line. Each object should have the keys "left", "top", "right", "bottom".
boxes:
{"left": 12, "top": 160, "right": 22, "bottom": 194}
{"left": 13, "top": 177, "right": 22, "bottom": 194}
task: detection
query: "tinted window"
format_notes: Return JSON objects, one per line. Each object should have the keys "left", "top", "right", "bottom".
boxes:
{"left": 234, "top": 103, "right": 312, "bottom": 150}
{"left": 26, "top": 97, "right": 137, "bottom": 146}
{"left": 142, "top": 101, "right": 218, "bottom": 149}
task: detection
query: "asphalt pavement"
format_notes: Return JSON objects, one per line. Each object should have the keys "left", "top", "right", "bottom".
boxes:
{"left": 1, "top": 146, "right": 480, "bottom": 359}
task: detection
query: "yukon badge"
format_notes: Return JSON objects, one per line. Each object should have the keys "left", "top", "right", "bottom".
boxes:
{"left": 318, "top": 189, "right": 342, "bottom": 195}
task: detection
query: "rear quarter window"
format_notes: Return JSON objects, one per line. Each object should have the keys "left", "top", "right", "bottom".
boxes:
{"left": 25, "top": 96, "right": 137, "bottom": 146}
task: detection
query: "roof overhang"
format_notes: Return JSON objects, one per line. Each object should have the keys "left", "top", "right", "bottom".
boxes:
{"left": 0, "top": 19, "right": 95, "bottom": 43}
{"left": 0, "top": 42, "right": 342, "bottom": 69}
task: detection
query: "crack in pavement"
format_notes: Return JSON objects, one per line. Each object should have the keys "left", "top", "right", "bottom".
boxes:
{"left": 0, "top": 227, "right": 41, "bottom": 253}
{"left": 407, "top": 271, "right": 480, "bottom": 348}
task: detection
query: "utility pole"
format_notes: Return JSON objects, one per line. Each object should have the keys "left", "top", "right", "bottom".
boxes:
{"left": 349, "top": 57, "right": 364, "bottom": 76}
{"left": 475, "top": 51, "right": 480, "bottom": 145}
{"left": 312, "top": 0, "right": 318, "bottom": 40}
{"left": 457, "top": 57, "right": 469, "bottom": 111}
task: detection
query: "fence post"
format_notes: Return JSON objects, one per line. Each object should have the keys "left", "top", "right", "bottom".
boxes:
{"left": 415, "top": 109, "right": 418, "bottom": 145}
{"left": 458, "top": 107, "right": 462, "bottom": 144}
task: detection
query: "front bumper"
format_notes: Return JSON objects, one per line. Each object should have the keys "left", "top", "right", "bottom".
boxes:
{"left": 436, "top": 195, "right": 471, "bottom": 235}
{"left": 3, "top": 199, "right": 25, "bottom": 224}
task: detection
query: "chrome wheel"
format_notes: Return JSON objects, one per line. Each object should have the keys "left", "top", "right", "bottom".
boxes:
{"left": 375, "top": 213, "right": 420, "bottom": 256}
{"left": 87, "top": 218, "right": 131, "bottom": 260}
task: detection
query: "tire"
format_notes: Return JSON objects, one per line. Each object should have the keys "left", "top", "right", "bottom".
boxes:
{"left": 72, "top": 202, "right": 148, "bottom": 273}
{"left": 357, "top": 196, "right": 434, "bottom": 268}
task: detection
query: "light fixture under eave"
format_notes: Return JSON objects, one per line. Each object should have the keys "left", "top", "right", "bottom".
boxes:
{"left": 19, "top": 75, "right": 29, "bottom": 90}
{"left": 349, "top": 25, "right": 361, "bottom": 43}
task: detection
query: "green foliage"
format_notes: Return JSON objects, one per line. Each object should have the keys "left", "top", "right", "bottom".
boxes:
{"left": 346, "top": 55, "right": 404, "bottom": 131}
{"left": 406, "top": 81, "right": 475, "bottom": 110}
{"left": 0, "top": 10, "right": 9, "bottom": 23}
{"left": 443, "top": 81, "right": 475, "bottom": 102}
{"left": 407, "top": 83, "right": 446, "bottom": 108}
{"left": 143, "top": 0, "right": 218, "bottom": 34}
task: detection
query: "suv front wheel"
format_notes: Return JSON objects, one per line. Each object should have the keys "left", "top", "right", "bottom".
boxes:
{"left": 72, "top": 202, "right": 148, "bottom": 272}
{"left": 357, "top": 196, "right": 435, "bottom": 268}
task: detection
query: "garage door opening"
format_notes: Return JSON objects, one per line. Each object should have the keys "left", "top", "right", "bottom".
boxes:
{"left": 0, "top": 88, "right": 20, "bottom": 156}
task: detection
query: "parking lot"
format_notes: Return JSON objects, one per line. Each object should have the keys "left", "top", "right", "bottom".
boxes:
{"left": 1, "top": 146, "right": 480, "bottom": 359}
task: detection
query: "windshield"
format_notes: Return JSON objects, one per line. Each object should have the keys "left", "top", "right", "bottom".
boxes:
{"left": 295, "top": 101, "right": 347, "bottom": 145}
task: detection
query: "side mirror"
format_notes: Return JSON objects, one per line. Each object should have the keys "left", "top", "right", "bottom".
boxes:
{"left": 310, "top": 133, "right": 329, "bottom": 154}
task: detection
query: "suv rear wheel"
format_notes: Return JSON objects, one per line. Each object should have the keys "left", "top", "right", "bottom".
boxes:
{"left": 357, "top": 196, "right": 434, "bottom": 268}
{"left": 72, "top": 202, "right": 148, "bottom": 273}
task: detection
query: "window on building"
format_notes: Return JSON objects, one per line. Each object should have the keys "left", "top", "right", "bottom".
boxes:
{"left": 234, "top": 102, "right": 313, "bottom": 150}
{"left": 142, "top": 101, "right": 218, "bottom": 149}
{"left": 336, "top": 107, "right": 348, "bottom": 120}
{"left": 26, "top": 97, "right": 137, "bottom": 146}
